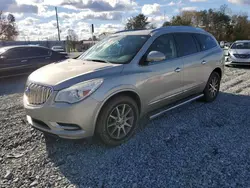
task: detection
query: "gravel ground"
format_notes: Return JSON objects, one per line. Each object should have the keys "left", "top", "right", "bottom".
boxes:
{"left": 1, "top": 67, "right": 250, "bottom": 188}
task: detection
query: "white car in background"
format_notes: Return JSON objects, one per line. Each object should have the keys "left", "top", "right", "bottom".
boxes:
{"left": 225, "top": 40, "right": 250, "bottom": 66}
{"left": 51, "top": 46, "right": 66, "bottom": 54}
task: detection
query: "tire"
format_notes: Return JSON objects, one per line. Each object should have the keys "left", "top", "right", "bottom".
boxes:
{"left": 203, "top": 71, "right": 221, "bottom": 102}
{"left": 95, "top": 95, "right": 139, "bottom": 146}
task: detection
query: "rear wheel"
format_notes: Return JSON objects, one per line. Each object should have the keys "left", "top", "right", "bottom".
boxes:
{"left": 95, "top": 96, "right": 139, "bottom": 146}
{"left": 203, "top": 71, "right": 221, "bottom": 102}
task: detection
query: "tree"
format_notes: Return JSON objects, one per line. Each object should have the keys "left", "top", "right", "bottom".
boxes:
{"left": 162, "top": 21, "right": 171, "bottom": 27}
{"left": 148, "top": 24, "right": 156, "bottom": 29}
{"left": 171, "top": 15, "right": 192, "bottom": 26}
{"left": 125, "top": 14, "right": 150, "bottom": 30}
{"left": 66, "top": 29, "right": 78, "bottom": 52}
{"left": 164, "top": 4, "right": 250, "bottom": 41}
{"left": 0, "top": 12, "right": 18, "bottom": 41}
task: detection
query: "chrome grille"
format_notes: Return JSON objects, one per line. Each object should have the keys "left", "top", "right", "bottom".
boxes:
{"left": 233, "top": 54, "right": 250, "bottom": 59}
{"left": 25, "top": 83, "right": 52, "bottom": 105}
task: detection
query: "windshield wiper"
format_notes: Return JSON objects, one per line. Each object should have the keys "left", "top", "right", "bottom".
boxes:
{"left": 85, "top": 59, "right": 111, "bottom": 64}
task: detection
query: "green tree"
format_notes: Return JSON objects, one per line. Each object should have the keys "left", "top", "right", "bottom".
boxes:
{"left": 125, "top": 14, "right": 149, "bottom": 30}
{"left": 0, "top": 12, "right": 18, "bottom": 41}
{"left": 171, "top": 16, "right": 192, "bottom": 26}
{"left": 162, "top": 21, "right": 171, "bottom": 27}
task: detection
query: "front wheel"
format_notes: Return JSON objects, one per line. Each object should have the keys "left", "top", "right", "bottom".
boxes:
{"left": 203, "top": 72, "right": 221, "bottom": 102}
{"left": 95, "top": 96, "right": 139, "bottom": 146}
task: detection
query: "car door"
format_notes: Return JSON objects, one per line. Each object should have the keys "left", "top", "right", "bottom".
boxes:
{"left": 173, "top": 33, "right": 203, "bottom": 95}
{"left": 28, "top": 47, "right": 53, "bottom": 69}
{"left": 139, "top": 34, "right": 183, "bottom": 109}
{"left": 0, "top": 47, "right": 31, "bottom": 78}
{"left": 193, "top": 33, "right": 219, "bottom": 85}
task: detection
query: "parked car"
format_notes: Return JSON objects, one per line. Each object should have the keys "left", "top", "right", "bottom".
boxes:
{"left": 0, "top": 45, "right": 67, "bottom": 78}
{"left": 24, "top": 26, "right": 224, "bottom": 146}
{"left": 225, "top": 40, "right": 250, "bottom": 66}
{"left": 51, "top": 46, "right": 66, "bottom": 54}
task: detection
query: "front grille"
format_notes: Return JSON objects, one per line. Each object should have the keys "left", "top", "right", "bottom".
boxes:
{"left": 233, "top": 54, "right": 250, "bottom": 59}
{"left": 25, "top": 83, "right": 52, "bottom": 105}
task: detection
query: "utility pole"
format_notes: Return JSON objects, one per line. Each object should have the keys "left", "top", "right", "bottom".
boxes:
{"left": 55, "top": 7, "right": 61, "bottom": 41}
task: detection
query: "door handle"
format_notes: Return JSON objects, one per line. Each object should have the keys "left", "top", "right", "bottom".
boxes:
{"left": 175, "top": 67, "right": 181, "bottom": 72}
{"left": 201, "top": 60, "right": 207, "bottom": 65}
{"left": 45, "top": 57, "right": 50, "bottom": 59}
{"left": 21, "top": 60, "right": 28, "bottom": 63}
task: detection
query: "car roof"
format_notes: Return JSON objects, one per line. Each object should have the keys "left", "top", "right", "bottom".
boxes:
{"left": 114, "top": 26, "right": 208, "bottom": 36}
{"left": 0, "top": 45, "right": 50, "bottom": 50}
{"left": 234, "top": 40, "right": 250, "bottom": 43}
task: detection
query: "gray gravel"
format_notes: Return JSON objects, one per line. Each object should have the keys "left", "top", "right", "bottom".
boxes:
{"left": 1, "top": 67, "right": 250, "bottom": 188}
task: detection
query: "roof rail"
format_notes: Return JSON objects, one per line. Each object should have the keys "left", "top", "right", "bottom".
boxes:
{"left": 151, "top": 26, "right": 205, "bottom": 34}
{"left": 115, "top": 29, "right": 148, "bottom": 34}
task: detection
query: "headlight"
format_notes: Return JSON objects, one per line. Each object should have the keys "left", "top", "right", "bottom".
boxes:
{"left": 55, "top": 78, "right": 103, "bottom": 103}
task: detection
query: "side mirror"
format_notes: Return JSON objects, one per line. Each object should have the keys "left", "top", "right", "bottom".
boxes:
{"left": 146, "top": 51, "right": 166, "bottom": 62}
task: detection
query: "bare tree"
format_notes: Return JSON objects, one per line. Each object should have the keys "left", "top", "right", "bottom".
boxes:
{"left": 0, "top": 12, "right": 18, "bottom": 41}
{"left": 66, "top": 29, "right": 78, "bottom": 52}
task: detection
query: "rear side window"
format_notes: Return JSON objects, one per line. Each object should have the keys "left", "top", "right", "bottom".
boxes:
{"left": 29, "top": 47, "right": 51, "bottom": 57}
{"left": 195, "top": 34, "right": 217, "bottom": 51}
{"left": 174, "top": 33, "right": 198, "bottom": 57}
{"left": 148, "top": 34, "right": 177, "bottom": 60}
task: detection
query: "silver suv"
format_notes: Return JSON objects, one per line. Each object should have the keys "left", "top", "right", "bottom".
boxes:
{"left": 24, "top": 26, "right": 224, "bottom": 145}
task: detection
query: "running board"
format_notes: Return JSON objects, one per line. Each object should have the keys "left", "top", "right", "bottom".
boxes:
{"left": 149, "top": 94, "right": 204, "bottom": 120}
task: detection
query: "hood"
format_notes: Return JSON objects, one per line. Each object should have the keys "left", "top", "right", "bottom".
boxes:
{"left": 28, "top": 59, "right": 123, "bottom": 89}
{"left": 229, "top": 49, "right": 250, "bottom": 54}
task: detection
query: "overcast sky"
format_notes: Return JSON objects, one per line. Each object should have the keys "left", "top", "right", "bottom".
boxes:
{"left": 1, "top": 0, "right": 250, "bottom": 41}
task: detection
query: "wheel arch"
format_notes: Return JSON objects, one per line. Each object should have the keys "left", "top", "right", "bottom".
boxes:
{"left": 93, "top": 89, "right": 142, "bottom": 129}
{"left": 213, "top": 67, "right": 222, "bottom": 78}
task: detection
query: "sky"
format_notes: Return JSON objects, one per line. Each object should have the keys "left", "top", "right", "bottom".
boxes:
{"left": 1, "top": 0, "right": 250, "bottom": 41}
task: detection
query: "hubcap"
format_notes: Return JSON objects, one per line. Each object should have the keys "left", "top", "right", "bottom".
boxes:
{"left": 107, "top": 104, "right": 134, "bottom": 140}
{"left": 209, "top": 76, "right": 219, "bottom": 98}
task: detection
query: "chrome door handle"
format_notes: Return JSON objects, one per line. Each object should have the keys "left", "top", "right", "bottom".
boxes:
{"left": 175, "top": 67, "right": 181, "bottom": 72}
{"left": 21, "top": 60, "right": 28, "bottom": 63}
{"left": 45, "top": 57, "right": 50, "bottom": 59}
{"left": 201, "top": 60, "right": 207, "bottom": 65}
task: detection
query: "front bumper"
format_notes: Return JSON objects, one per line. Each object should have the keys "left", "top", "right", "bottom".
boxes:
{"left": 24, "top": 93, "right": 102, "bottom": 139}
{"left": 225, "top": 56, "right": 250, "bottom": 65}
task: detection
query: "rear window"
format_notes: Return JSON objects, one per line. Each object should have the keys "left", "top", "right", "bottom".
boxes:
{"left": 195, "top": 34, "right": 217, "bottom": 51}
{"left": 174, "top": 33, "right": 198, "bottom": 57}
{"left": 29, "top": 47, "right": 51, "bottom": 56}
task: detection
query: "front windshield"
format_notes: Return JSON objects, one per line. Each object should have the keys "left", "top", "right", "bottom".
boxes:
{"left": 79, "top": 35, "right": 150, "bottom": 64}
{"left": 231, "top": 42, "right": 250, "bottom": 49}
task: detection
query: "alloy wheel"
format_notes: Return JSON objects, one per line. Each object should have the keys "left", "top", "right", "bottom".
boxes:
{"left": 106, "top": 104, "right": 134, "bottom": 140}
{"left": 208, "top": 76, "right": 219, "bottom": 98}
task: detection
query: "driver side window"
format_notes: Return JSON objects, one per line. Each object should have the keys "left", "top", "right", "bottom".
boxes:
{"left": 148, "top": 34, "right": 177, "bottom": 60}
